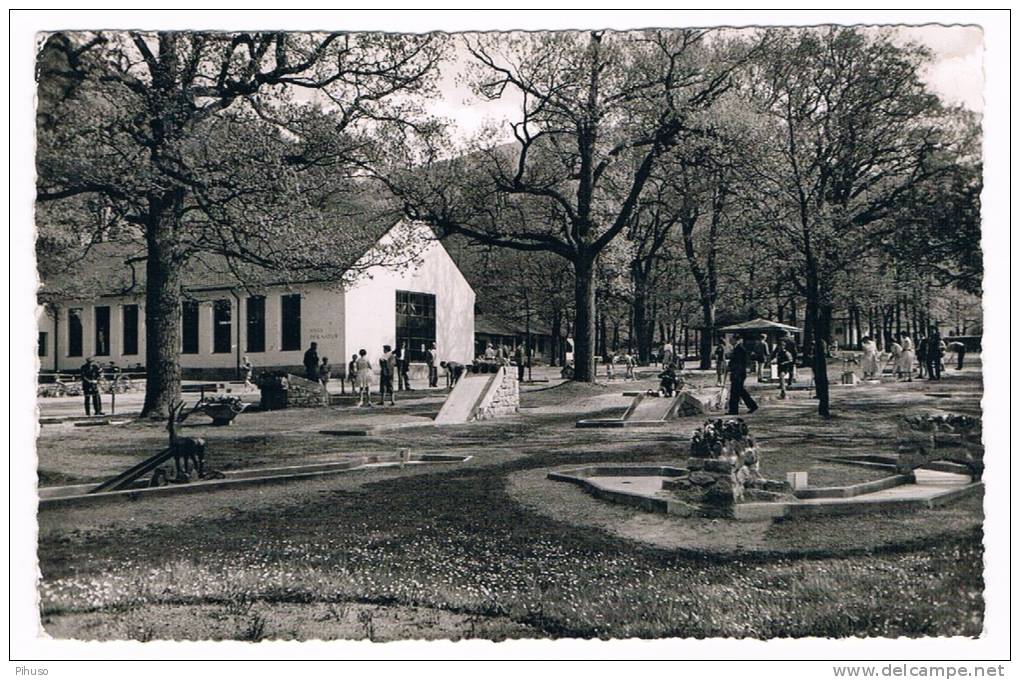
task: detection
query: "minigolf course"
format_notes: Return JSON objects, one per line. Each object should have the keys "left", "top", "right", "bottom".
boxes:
{"left": 576, "top": 390, "right": 711, "bottom": 428}
{"left": 434, "top": 366, "right": 520, "bottom": 424}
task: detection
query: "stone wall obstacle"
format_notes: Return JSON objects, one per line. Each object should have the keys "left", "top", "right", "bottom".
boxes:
{"left": 473, "top": 366, "right": 520, "bottom": 421}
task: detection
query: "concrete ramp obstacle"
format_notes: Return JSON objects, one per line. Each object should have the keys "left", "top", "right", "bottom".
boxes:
{"left": 623, "top": 393, "right": 680, "bottom": 421}
{"left": 434, "top": 370, "right": 497, "bottom": 424}
{"left": 577, "top": 390, "right": 709, "bottom": 429}
{"left": 434, "top": 366, "right": 521, "bottom": 424}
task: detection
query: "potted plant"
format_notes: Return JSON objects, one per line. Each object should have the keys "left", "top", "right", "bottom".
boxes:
{"left": 198, "top": 394, "right": 247, "bottom": 426}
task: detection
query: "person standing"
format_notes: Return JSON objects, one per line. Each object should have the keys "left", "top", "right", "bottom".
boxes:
{"left": 897, "top": 332, "right": 915, "bottom": 382}
{"left": 241, "top": 356, "right": 255, "bottom": 392}
{"left": 355, "top": 349, "right": 373, "bottom": 407}
{"left": 714, "top": 340, "right": 728, "bottom": 386}
{"left": 379, "top": 345, "right": 396, "bottom": 405}
{"left": 318, "top": 356, "right": 332, "bottom": 392}
{"left": 913, "top": 336, "right": 930, "bottom": 381}
{"left": 773, "top": 338, "right": 796, "bottom": 398}
{"left": 303, "top": 342, "right": 319, "bottom": 382}
{"left": 604, "top": 351, "right": 616, "bottom": 381}
{"left": 662, "top": 341, "right": 674, "bottom": 369}
{"left": 396, "top": 342, "right": 411, "bottom": 391}
{"left": 347, "top": 354, "right": 359, "bottom": 394}
{"left": 927, "top": 328, "right": 943, "bottom": 381}
{"left": 80, "top": 357, "right": 104, "bottom": 416}
{"left": 726, "top": 335, "right": 758, "bottom": 415}
{"left": 623, "top": 351, "right": 636, "bottom": 381}
{"left": 889, "top": 337, "right": 903, "bottom": 379}
{"left": 860, "top": 336, "right": 880, "bottom": 379}
{"left": 514, "top": 345, "right": 526, "bottom": 382}
{"left": 426, "top": 343, "right": 439, "bottom": 388}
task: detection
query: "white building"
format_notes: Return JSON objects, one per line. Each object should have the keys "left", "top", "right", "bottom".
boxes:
{"left": 37, "top": 222, "right": 476, "bottom": 380}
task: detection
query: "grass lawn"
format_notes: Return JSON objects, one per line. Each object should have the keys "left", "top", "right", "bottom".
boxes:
{"left": 36, "top": 362, "right": 984, "bottom": 640}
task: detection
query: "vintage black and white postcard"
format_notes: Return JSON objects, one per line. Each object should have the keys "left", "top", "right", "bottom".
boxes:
{"left": 8, "top": 7, "right": 1011, "bottom": 675}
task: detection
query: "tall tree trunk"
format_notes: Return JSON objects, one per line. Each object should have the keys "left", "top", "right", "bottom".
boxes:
{"left": 572, "top": 254, "right": 597, "bottom": 382}
{"left": 632, "top": 274, "right": 652, "bottom": 364}
{"left": 805, "top": 290, "right": 831, "bottom": 417}
{"left": 550, "top": 308, "right": 562, "bottom": 367}
{"left": 141, "top": 191, "right": 184, "bottom": 418}
{"left": 699, "top": 300, "right": 715, "bottom": 369}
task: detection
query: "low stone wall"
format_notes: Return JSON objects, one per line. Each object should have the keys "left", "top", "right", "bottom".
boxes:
{"left": 259, "top": 373, "right": 328, "bottom": 410}
{"left": 474, "top": 368, "right": 520, "bottom": 420}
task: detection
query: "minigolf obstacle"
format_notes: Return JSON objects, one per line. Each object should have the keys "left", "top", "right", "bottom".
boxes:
{"left": 434, "top": 366, "right": 520, "bottom": 424}
{"left": 576, "top": 389, "right": 711, "bottom": 428}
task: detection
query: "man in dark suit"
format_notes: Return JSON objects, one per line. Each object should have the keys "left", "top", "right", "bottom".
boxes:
{"left": 80, "top": 357, "right": 104, "bottom": 416}
{"left": 303, "top": 342, "right": 319, "bottom": 382}
{"left": 396, "top": 342, "right": 412, "bottom": 391}
{"left": 927, "top": 328, "right": 943, "bottom": 381}
{"left": 726, "top": 335, "right": 758, "bottom": 416}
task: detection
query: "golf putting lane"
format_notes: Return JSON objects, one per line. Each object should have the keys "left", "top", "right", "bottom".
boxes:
{"left": 434, "top": 372, "right": 496, "bottom": 424}
{"left": 624, "top": 394, "right": 679, "bottom": 421}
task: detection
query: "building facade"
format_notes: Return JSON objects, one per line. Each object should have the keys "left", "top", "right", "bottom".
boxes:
{"left": 37, "top": 223, "right": 476, "bottom": 380}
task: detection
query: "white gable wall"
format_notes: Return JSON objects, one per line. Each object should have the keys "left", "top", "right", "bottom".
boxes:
{"left": 344, "top": 223, "right": 475, "bottom": 372}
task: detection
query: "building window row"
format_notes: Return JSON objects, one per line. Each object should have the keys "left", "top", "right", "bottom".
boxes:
{"left": 62, "top": 294, "right": 305, "bottom": 358}
{"left": 65, "top": 304, "right": 140, "bottom": 358}
{"left": 180, "top": 293, "right": 302, "bottom": 355}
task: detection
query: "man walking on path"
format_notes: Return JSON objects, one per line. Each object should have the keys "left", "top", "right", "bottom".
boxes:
{"left": 80, "top": 357, "right": 103, "bottom": 416}
{"left": 379, "top": 345, "right": 396, "bottom": 405}
{"left": 726, "top": 335, "right": 758, "bottom": 416}
{"left": 303, "top": 342, "right": 319, "bottom": 382}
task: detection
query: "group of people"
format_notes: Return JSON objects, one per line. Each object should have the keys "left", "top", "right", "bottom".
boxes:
{"left": 600, "top": 351, "right": 638, "bottom": 382}
{"left": 884, "top": 329, "right": 963, "bottom": 382}
{"left": 480, "top": 342, "right": 534, "bottom": 382}
{"left": 300, "top": 341, "right": 454, "bottom": 407}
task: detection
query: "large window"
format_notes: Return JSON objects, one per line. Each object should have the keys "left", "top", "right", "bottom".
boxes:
{"left": 213, "top": 299, "right": 232, "bottom": 354}
{"left": 395, "top": 290, "right": 436, "bottom": 362}
{"left": 38, "top": 332, "right": 48, "bottom": 358}
{"left": 281, "top": 293, "right": 301, "bottom": 351}
{"left": 246, "top": 296, "right": 265, "bottom": 353}
{"left": 122, "top": 304, "right": 139, "bottom": 356}
{"left": 182, "top": 300, "right": 200, "bottom": 354}
{"left": 94, "top": 306, "right": 110, "bottom": 356}
{"left": 68, "top": 308, "right": 83, "bottom": 357}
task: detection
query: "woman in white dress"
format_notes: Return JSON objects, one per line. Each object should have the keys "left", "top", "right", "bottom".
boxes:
{"left": 860, "top": 336, "right": 880, "bottom": 378}
{"left": 896, "top": 332, "right": 915, "bottom": 382}
{"left": 355, "top": 349, "right": 374, "bottom": 407}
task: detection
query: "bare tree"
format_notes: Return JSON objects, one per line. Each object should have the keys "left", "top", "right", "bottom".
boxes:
{"left": 380, "top": 30, "right": 759, "bottom": 381}
{"left": 36, "top": 31, "right": 443, "bottom": 415}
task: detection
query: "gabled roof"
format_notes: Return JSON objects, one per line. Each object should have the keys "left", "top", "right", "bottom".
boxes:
{"left": 37, "top": 220, "right": 410, "bottom": 302}
{"left": 475, "top": 314, "right": 552, "bottom": 337}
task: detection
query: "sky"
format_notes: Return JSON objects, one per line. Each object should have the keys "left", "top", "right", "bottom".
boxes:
{"left": 429, "top": 25, "right": 984, "bottom": 142}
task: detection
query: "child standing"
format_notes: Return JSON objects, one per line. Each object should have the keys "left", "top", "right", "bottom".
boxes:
{"left": 347, "top": 354, "right": 359, "bottom": 394}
